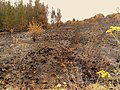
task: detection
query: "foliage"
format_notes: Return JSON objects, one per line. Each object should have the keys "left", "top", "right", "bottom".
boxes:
{"left": 0, "top": 0, "right": 48, "bottom": 31}
{"left": 34, "top": 0, "right": 48, "bottom": 27}
{"left": 51, "top": 8, "right": 56, "bottom": 24}
{"left": 28, "top": 18, "right": 44, "bottom": 34}
{"left": 106, "top": 26, "right": 120, "bottom": 48}
{"left": 106, "top": 26, "right": 120, "bottom": 33}
{"left": 56, "top": 8, "right": 62, "bottom": 23}
{"left": 51, "top": 8, "right": 62, "bottom": 24}
{"left": 97, "top": 70, "right": 111, "bottom": 78}
{"left": 94, "top": 26, "right": 120, "bottom": 90}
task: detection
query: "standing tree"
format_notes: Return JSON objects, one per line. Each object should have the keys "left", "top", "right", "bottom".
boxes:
{"left": 15, "top": 0, "right": 27, "bottom": 30}
{"left": 33, "top": 0, "right": 48, "bottom": 28}
{"left": 0, "top": 0, "right": 4, "bottom": 28}
{"left": 26, "top": 0, "right": 34, "bottom": 24}
{"left": 56, "top": 8, "right": 62, "bottom": 27}
{"left": 51, "top": 7, "right": 56, "bottom": 24}
{"left": 3, "top": 1, "right": 16, "bottom": 29}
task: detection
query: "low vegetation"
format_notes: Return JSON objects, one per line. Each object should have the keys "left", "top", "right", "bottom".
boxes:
{"left": 28, "top": 18, "right": 44, "bottom": 34}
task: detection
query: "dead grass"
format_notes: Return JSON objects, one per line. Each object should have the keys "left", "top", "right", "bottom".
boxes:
{"left": 85, "top": 83, "right": 107, "bottom": 90}
{"left": 28, "top": 18, "right": 44, "bottom": 34}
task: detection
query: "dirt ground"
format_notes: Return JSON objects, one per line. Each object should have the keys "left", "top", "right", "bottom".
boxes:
{"left": 0, "top": 13, "right": 120, "bottom": 90}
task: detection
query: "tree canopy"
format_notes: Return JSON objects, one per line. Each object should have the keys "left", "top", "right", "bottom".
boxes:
{"left": 0, "top": 0, "right": 48, "bottom": 30}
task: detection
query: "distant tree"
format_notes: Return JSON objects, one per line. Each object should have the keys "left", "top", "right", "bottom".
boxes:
{"left": 56, "top": 8, "right": 62, "bottom": 23}
{"left": 73, "top": 18, "right": 76, "bottom": 22}
{"left": 29, "top": 0, "right": 32, "bottom": 6}
{"left": 26, "top": 0, "right": 34, "bottom": 23}
{"left": 51, "top": 7, "right": 56, "bottom": 24}
{"left": 33, "top": 0, "right": 48, "bottom": 27}
{"left": 0, "top": 0, "right": 4, "bottom": 28}
{"left": 15, "top": 0, "right": 27, "bottom": 29}
{"left": 40, "top": 3, "right": 48, "bottom": 28}
{"left": 55, "top": 8, "right": 62, "bottom": 27}
{"left": 3, "top": 1, "right": 16, "bottom": 29}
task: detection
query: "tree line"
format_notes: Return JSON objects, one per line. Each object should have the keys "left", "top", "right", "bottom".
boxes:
{"left": 0, "top": 0, "right": 48, "bottom": 31}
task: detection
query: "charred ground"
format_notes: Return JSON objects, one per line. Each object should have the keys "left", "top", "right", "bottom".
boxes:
{"left": 0, "top": 13, "right": 120, "bottom": 90}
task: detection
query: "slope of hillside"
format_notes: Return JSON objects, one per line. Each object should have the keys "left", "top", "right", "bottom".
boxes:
{"left": 0, "top": 13, "right": 120, "bottom": 90}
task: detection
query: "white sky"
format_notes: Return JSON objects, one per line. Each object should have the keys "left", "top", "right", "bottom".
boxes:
{"left": 7, "top": 0, "right": 120, "bottom": 22}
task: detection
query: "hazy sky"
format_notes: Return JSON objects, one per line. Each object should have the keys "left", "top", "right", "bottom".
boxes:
{"left": 8, "top": 0, "right": 120, "bottom": 22}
